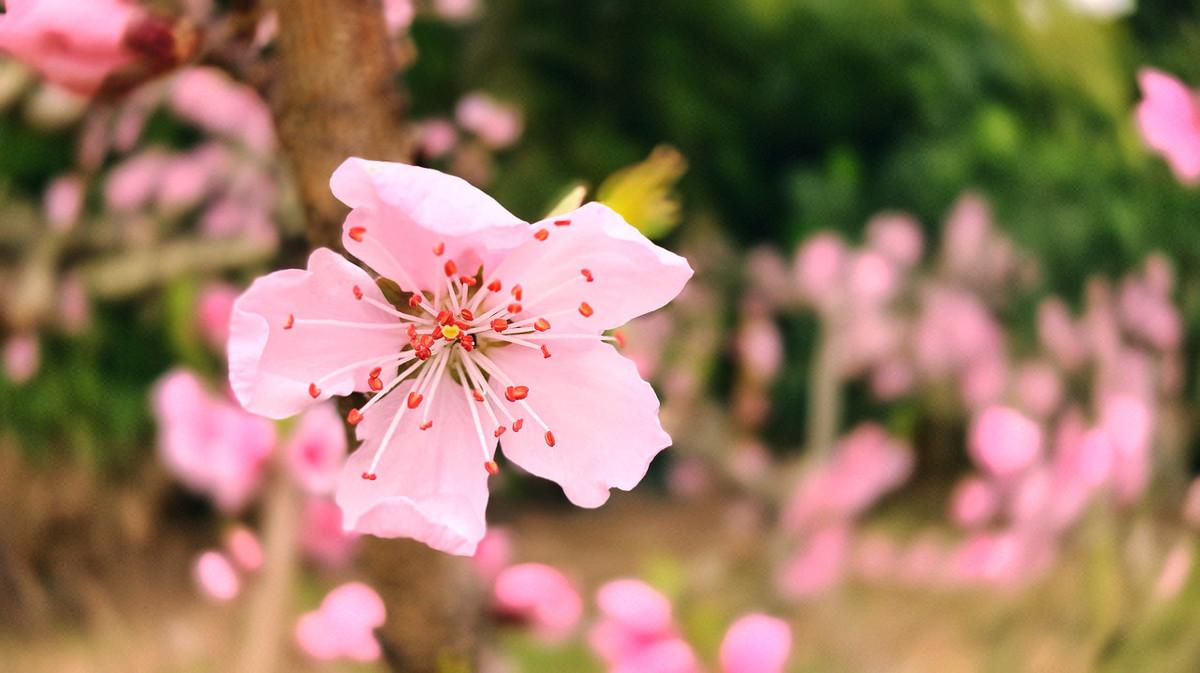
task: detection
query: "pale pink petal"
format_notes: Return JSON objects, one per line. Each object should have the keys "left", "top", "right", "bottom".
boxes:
{"left": 472, "top": 528, "right": 513, "bottom": 582}
{"left": 225, "top": 526, "right": 264, "bottom": 572}
{"left": 484, "top": 202, "right": 693, "bottom": 334}
{"left": 193, "top": 550, "right": 240, "bottom": 602}
{"left": 968, "top": 406, "right": 1042, "bottom": 479}
{"left": 295, "top": 612, "right": 340, "bottom": 660}
{"left": 719, "top": 614, "right": 791, "bottom": 673}
{"left": 299, "top": 497, "right": 360, "bottom": 568}
{"left": 865, "top": 212, "right": 923, "bottom": 268}
{"left": 196, "top": 283, "right": 239, "bottom": 353}
{"left": 1136, "top": 68, "right": 1200, "bottom": 183}
{"left": 330, "top": 158, "right": 527, "bottom": 293}
{"left": 3, "top": 333, "right": 39, "bottom": 384}
{"left": 614, "top": 638, "right": 699, "bottom": 673}
{"left": 493, "top": 563, "right": 583, "bottom": 639}
{"left": 43, "top": 173, "right": 84, "bottom": 232}
{"left": 949, "top": 476, "right": 996, "bottom": 529}
{"left": 793, "top": 232, "right": 846, "bottom": 307}
{"left": 336, "top": 379, "right": 492, "bottom": 555}
{"left": 284, "top": 403, "right": 348, "bottom": 495}
{"left": 1154, "top": 540, "right": 1194, "bottom": 601}
{"left": 456, "top": 92, "right": 523, "bottom": 149}
{"left": 228, "top": 248, "right": 408, "bottom": 419}
{"left": 595, "top": 579, "right": 674, "bottom": 637}
{"left": 486, "top": 341, "right": 671, "bottom": 508}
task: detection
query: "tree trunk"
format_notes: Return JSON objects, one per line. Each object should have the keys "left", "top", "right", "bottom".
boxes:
{"left": 268, "top": 2, "right": 482, "bottom": 670}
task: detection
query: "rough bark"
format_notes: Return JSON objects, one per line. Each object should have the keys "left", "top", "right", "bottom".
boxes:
{"left": 268, "top": 2, "right": 481, "bottom": 671}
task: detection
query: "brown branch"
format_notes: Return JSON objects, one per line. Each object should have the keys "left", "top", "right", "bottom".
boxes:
{"left": 271, "top": 0, "right": 415, "bottom": 251}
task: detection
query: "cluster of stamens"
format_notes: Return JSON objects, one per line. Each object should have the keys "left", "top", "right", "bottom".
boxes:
{"left": 284, "top": 220, "right": 619, "bottom": 482}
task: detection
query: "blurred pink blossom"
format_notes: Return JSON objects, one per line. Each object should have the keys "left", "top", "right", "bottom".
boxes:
{"left": 0, "top": 0, "right": 142, "bottom": 96}
{"left": 779, "top": 524, "right": 850, "bottom": 599}
{"left": 225, "top": 526, "right": 264, "bottom": 572}
{"left": 870, "top": 358, "right": 914, "bottom": 400}
{"left": 43, "top": 173, "right": 84, "bottom": 232}
{"left": 1014, "top": 361, "right": 1062, "bottom": 419}
{"left": 169, "top": 67, "right": 275, "bottom": 155}
{"left": 3, "top": 333, "right": 40, "bottom": 384}
{"left": 57, "top": 274, "right": 92, "bottom": 334}
{"left": 590, "top": 579, "right": 696, "bottom": 673}
{"left": 383, "top": 0, "right": 415, "bottom": 34}
{"left": 295, "top": 582, "right": 386, "bottom": 662}
{"left": 471, "top": 528, "right": 513, "bottom": 582}
{"left": 960, "top": 355, "right": 1008, "bottom": 410}
{"left": 949, "top": 476, "right": 997, "bottom": 529}
{"left": 1154, "top": 540, "right": 1194, "bottom": 601}
{"left": 434, "top": 0, "right": 480, "bottom": 21}
{"left": 157, "top": 144, "right": 228, "bottom": 213}
{"left": 719, "top": 614, "right": 791, "bottom": 673}
{"left": 793, "top": 232, "right": 846, "bottom": 309}
{"left": 1136, "top": 68, "right": 1200, "bottom": 184}
{"left": 105, "top": 150, "right": 166, "bottom": 213}
{"left": 1099, "top": 394, "right": 1153, "bottom": 504}
{"left": 299, "top": 497, "right": 360, "bottom": 568}
{"left": 284, "top": 403, "right": 348, "bottom": 496}
{"left": 419, "top": 118, "right": 460, "bottom": 158}
{"left": 456, "top": 92, "right": 523, "bottom": 149}
{"left": 735, "top": 306, "right": 783, "bottom": 381}
{"left": 196, "top": 283, "right": 239, "bottom": 353}
{"left": 1184, "top": 478, "right": 1200, "bottom": 530}
{"left": 493, "top": 563, "right": 583, "bottom": 640}
{"left": 1037, "top": 297, "right": 1087, "bottom": 371}
{"left": 968, "top": 406, "right": 1042, "bottom": 479}
{"left": 866, "top": 212, "right": 923, "bottom": 269}
{"left": 193, "top": 550, "right": 240, "bottom": 602}
{"left": 152, "top": 369, "right": 276, "bottom": 512}
{"left": 846, "top": 251, "right": 897, "bottom": 303}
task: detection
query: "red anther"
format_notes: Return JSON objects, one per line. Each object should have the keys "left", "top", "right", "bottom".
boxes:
{"left": 554, "top": 219, "right": 571, "bottom": 226}
{"left": 460, "top": 334, "right": 475, "bottom": 351}
{"left": 444, "top": 260, "right": 457, "bottom": 276}
{"left": 460, "top": 308, "right": 475, "bottom": 321}
{"left": 533, "top": 228, "right": 549, "bottom": 241}
{"left": 348, "top": 226, "right": 366, "bottom": 242}
{"left": 494, "top": 425, "right": 506, "bottom": 438}
{"left": 544, "top": 431, "right": 556, "bottom": 447}
{"left": 419, "top": 420, "right": 433, "bottom": 431}
{"left": 541, "top": 345, "right": 551, "bottom": 359}
{"left": 487, "top": 279, "right": 502, "bottom": 292}
{"left": 352, "top": 285, "right": 363, "bottom": 300}
{"left": 578, "top": 302, "right": 594, "bottom": 317}
{"left": 406, "top": 324, "right": 417, "bottom": 338}
{"left": 369, "top": 367, "right": 382, "bottom": 378}
{"left": 283, "top": 313, "right": 295, "bottom": 330}
{"left": 361, "top": 471, "right": 377, "bottom": 480}
{"left": 455, "top": 320, "right": 470, "bottom": 330}
{"left": 420, "top": 334, "right": 435, "bottom": 348}
{"left": 484, "top": 460, "right": 500, "bottom": 476}
{"left": 368, "top": 376, "right": 383, "bottom": 391}
{"left": 459, "top": 275, "right": 477, "bottom": 287}
{"left": 507, "top": 302, "right": 523, "bottom": 314}
{"left": 346, "top": 409, "right": 364, "bottom": 425}
{"left": 614, "top": 330, "right": 627, "bottom": 348}
{"left": 432, "top": 241, "right": 445, "bottom": 256}
{"left": 415, "top": 346, "right": 432, "bottom": 360}
{"left": 473, "top": 389, "right": 485, "bottom": 402}
{"left": 581, "top": 268, "right": 594, "bottom": 282}
{"left": 512, "top": 418, "right": 524, "bottom": 432}
{"left": 408, "top": 294, "right": 423, "bottom": 307}
{"left": 435, "top": 309, "right": 451, "bottom": 325}
{"left": 504, "top": 386, "right": 516, "bottom": 402}
{"left": 534, "top": 318, "right": 551, "bottom": 332}
{"left": 491, "top": 318, "right": 509, "bottom": 332}
{"left": 308, "top": 383, "right": 320, "bottom": 398}
{"left": 407, "top": 392, "right": 424, "bottom": 409}
{"left": 511, "top": 284, "right": 523, "bottom": 301}
{"left": 512, "top": 385, "right": 529, "bottom": 400}
{"left": 431, "top": 325, "right": 444, "bottom": 340}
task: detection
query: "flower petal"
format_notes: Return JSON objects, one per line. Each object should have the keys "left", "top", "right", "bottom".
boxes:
{"left": 330, "top": 158, "right": 528, "bottom": 293}
{"left": 336, "top": 378, "right": 493, "bottom": 555}
{"left": 1136, "top": 68, "right": 1200, "bottom": 183}
{"left": 484, "top": 202, "right": 692, "bottom": 333}
{"left": 487, "top": 340, "right": 671, "bottom": 507}
{"left": 228, "top": 248, "right": 408, "bottom": 419}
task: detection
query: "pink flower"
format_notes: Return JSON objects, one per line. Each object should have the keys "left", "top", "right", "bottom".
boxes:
{"left": 456, "top": 93, "right": 523, "bottom": 149}
{"left": 43, "top": 173, "right": 84, "bottom": 232}
{"left": 419, "top": 118, "right": 459, "bottom": 158}
{"left": 734, "top": 308, "right": 783, "bottom": 381}
{"left": 169, "top": 67, "right": 275, "bottom": 155}
{"left": 225, "top": 526, "right": 264, "bottom": 572}
{"left": 778, "top": 524, "right": 850, "bottom": 599}
{"left": 193, "top": 550, "right": 240, "bottom": 601}
{"left": 590, "top": 579, "right": 697, "bottom": 672}
{"left": 104, "top": 150, "right": 166, "bottom": 213}
{"left": 1014, "top": 361, "right": 1062, "bottom": 418}
{"left": 865, "top": 212, "right": 923, "bottom": 268}
{"left": 152, "top": 370, "right": 276, "bottom": 512}
{"left": 1099, "top": 394, "right": 1153, "bottom": 503}
{"left": 492, "top": 563, "right": 583, "bottom": 640}
{"left": 471, "top": 527, "right": 512, "bottom": 582}
{"left": 1136, "top": 68, "right": 1200, "bottom": 184}
{"left": 0, "top": 0, "right": 142, "bottom": 96}
{"left": 229, "top": 159, "right": 691, "bottom": 555}
{"left": 719, "top": 614, "right": 791, "bottom": 673}
{"left": 196, "top": 283, "right": 240, "bottom": 353}
{"left": 949, "top": 476, "right": 997, "bottom": 529}
{"left": 383, "top": 0, "right": 415, "bottom": 35}
{"left": 284, "top": 403, "right": 347, "bottom": 495}
{"left": 295, "top": 582, "right": 386, "bottom": 662}
{"left": 968, "top": 406, "right": 1042, "bottom": 479}
{"left": 1037, "top": 297, "right": 1086, "bottom": 371}
{"left": 3, "top": 333, "right": 39, "bottom": 384}
{"left": 793, "top": 232, "right": 846, "bottom": 308}
{"left": 299, "top": 497, "right": 361, "bottom": 568}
